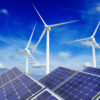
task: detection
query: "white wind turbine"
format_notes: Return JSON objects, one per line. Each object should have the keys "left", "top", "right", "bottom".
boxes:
{"left": 9, "top": 24, "right": 37, "bottom": 73}
{"left": 32, "top": 5, "right": 79, "bottom": 74}
{"left": 65, "top": 22, "right": 100, "bottom": 68}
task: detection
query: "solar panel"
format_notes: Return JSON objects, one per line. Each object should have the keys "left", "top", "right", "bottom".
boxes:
{"left": 0, "top": 67, "right": 23, "bottom": 87}
{"left": 83, "top": 67, "right": 100, "bottom": 75}
{"left": 54, "top": 72, "right": 100, "bottom": 100}
{"left": 31, "top": 89, "right": 64, "bottom": 100}
{"left": 39, "top": 67, "right": 77, "bottom": 90}
{"left": 0, "top": 67, "right": 45, "bottom": 100}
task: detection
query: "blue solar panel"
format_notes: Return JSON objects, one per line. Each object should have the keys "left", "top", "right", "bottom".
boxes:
{"left": 83, "top": 67, "right": 100, "bottom": 75}
{"left": 12, "top": 67, "right": 23, "bottom": 75}
{"left": 20, "top": 74, "right": 43, "bottom": 95}
{"left": 39, "top": 67, "right": 76, "bottom": 89}
{"left": 0, "top": 70, "right": 44, "bottom": 100}
{"left": 0, "top": 67, "right": 23, "bottom": 87}
{"left": 54, "top": 72, "right": 100, "bottom": 100}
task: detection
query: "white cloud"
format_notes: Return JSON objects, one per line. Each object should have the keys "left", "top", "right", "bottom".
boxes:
{"left": 81, "top": 40, "right": 92, "bottom": 47}
{"left": 86, "top": 3, "right": 100, "bottom": 15}
{"left": 96, "top": 6, "right": 100, "bottom": 11}
{"left": 0, "top": 9, "right": 8, "bottom": 14}
{"left": 58, "top": 52, "right": 70, "bottom": 58}
{"left": 0, "top": 63, "right": 4, "bottom": 68}
{"left": 83, "top": 62, "right": 93, "bottom": 67}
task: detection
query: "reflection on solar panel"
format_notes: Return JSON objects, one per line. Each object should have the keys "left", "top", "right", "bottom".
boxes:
{"left": 54, "top": 72, "right": 100, "bottom": 100}
{"left": 0, "top": 67, "right": 23, "bottom": 87}
{"left": 0, "top": 67, "right": 44, "bottom": 100}
{"left": 39, "top": 67, "right": 76, "bottom": 89}
{"left": 83, "top": 67, "right": 100, "bottom": 75}
{"left": 31, "top": 89, "right": 64, "bottom": 100}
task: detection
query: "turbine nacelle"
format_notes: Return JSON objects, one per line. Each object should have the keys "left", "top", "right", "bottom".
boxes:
{"left": 90, "top": 36, "right": 95, "bottom": 42}
{"left": 25, "top": 48, "right": 30, "bottom": 55}
{"left": 45, "top": 25, "right": 51, "bottom": 31}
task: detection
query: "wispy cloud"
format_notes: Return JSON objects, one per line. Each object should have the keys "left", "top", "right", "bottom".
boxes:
{"left": 81, "top": 40, "right": 92, "bottom": 47}
{"left": 58, "top": 51, "right": 70, "bottom": 58}
{"left": 96, "top": 3, "right": 100, "bottom": 12}
{"left": 50, "top": 51, "right": 94, "bottom": 71}
{"left": 0, "top": 36, "right": 46, "bottom": 72}
{"left": 0, "top": 9, "right": 8, "bottom": 15}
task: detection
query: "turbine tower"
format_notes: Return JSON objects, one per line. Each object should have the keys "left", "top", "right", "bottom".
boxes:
{"left": 65, "top": 22, "right": 100, "bottom": 68}
{"left": 9, "top": 24, "right": 37, "bottom": 73}
{"left": 33, "top": 5, "right": 79, "bottom": 74}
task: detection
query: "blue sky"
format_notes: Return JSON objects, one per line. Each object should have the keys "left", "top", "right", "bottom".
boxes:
{"left": 0, "top": 0, "right": 100, "bottom": 76}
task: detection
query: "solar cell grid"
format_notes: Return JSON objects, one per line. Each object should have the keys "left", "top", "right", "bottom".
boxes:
{"left": 0, "top": 67, "right": 44, "bottom": 100}
{"left": 54, "top": 72, "right": 100, "bottom": 100}
{"left": 0, "top": 67, "right": 23, "bottom": 88}
{"left": 7, "top": 70, "right": 16, "bottom": 80}
{"left": 83, "top": 67, "right": 100, "bottom": 76}
{"left": 12, "top": 67, "right": 23, "bottom": 75}
{"left": 40, "top": 67, "right": 76, "bottom": 89}
{"left": 20, "top": 74, "right": 43, "bottom": 94}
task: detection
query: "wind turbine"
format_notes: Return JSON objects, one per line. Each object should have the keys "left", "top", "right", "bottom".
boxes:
{"left": 32, "top": 5, "right": 79, "bottom": 74}
{"left": 9, "top": 24, "right": 37, "bottom": 73}
{"left": 65, "top": 22, "right": 100, "bottom": 68}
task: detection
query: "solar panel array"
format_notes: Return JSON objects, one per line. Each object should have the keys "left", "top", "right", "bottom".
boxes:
{"left": 54, "top": 72, "right": 100, "bottom": 100}
{"left": 83, "top": 67, "right": 100, "bottom": 75}
{"left": 39, "top": 67, "right": 77, "bottom": 90}
{"left": 0, "top": 67, "right": 62, "bottom": 100}
{"left": 0, "top": 67, "right": 45, "bottom": 100}
{"left": 1, "top": 66, "right": 100, "bottom": 100}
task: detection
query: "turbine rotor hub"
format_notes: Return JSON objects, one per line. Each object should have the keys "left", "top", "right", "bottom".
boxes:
{"left": 91, "top": 36, "right": 95, "bottom": 42}
{"left": 25, "top": 48, "right": 30, "bottom": 55}
{"left": 45, "top": 25, "right": 51, "bottom": 31}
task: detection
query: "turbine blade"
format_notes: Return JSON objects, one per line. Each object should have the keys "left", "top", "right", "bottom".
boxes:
{"left": 32, "top": 4, "right": 46, "bottom": 26}
{"left": 26, "top": 24, "right": 36, "bottom": 48}
{"left": 94, "top": 41, "right": 100, "bottom": 48}
{"left": 33, "top": 28, "right": 46, "bottom": 52}
{"left": 29, "top": 53, "right": 37, "bottom": 63}
{"left": 64, "top": 38, "right": 90, "bottom": 43}
{"left": 8, "top": 50, "right": 25, "bottom": 58}
{"left": 92, "top": 22, "right": 100, "bottom": 36}
{"left": 50, "top": 20, "right": 79, "bottom": 27}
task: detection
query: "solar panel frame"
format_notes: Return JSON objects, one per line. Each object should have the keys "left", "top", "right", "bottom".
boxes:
{"left": 92, "top": 92, "right": 100, "bottom": 100}
{"left": 54, "top": 71, "right": 100, "bottom": 100}
{"left": 39, "top": 67, "right": 77, "bottom": 90}
{"left": 30, "top": 88, "right": 64, "bottom": 100}
{"left": 83, "top": 66, "right": 100, "bottom": 76}
{"left": 24, "top": 73, "right": 46, "bottom": 100}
